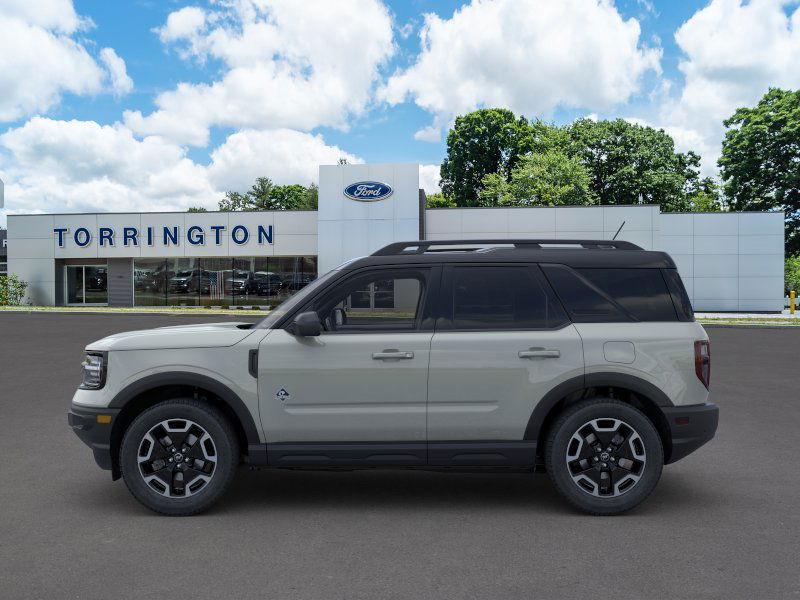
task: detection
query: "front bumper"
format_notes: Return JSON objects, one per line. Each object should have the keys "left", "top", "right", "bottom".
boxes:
{"left": 68, "top": 404, "right": 121, "bottom": 471}
{"left": 662, "top": 402, "right": 719, "bottom": 464}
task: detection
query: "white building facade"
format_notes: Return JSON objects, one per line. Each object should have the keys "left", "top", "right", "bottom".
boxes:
{"left": 6, "top": 162, "right": 785, "bottom": 312}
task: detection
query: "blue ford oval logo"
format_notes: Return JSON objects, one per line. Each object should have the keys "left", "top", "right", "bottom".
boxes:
{"left": 344, "top": 181, "right": 393, "bottom": 202}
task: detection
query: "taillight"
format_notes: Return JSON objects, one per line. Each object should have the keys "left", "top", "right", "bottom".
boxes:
{"left": 694, "top": 340, "right": 710, "bottom": 389}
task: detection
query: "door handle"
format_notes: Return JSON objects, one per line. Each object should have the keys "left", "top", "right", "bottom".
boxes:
{"left": 518, "top": 348, "right": 560, "bottom": 359}
{"left": 372, "top": 350, "right": 415, "bottom": 360}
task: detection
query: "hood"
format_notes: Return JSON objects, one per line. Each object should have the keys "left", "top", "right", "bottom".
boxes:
{"left": 86, "top": 322, "right": 256, "bottom": 352}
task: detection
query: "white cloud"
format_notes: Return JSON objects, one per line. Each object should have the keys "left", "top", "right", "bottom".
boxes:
{"left": 0, "top": 118, "right": 362, "bottom": 218}
{"left": 418, "top": 164, "right": 441, "bottom": 194}
{"left": 380, "top": 0, "right": 661, "bottom": 141}
{"left": 126, "top": 0, "right": 394, "bottom": 146}
{"left": 206, "top": 129, "right": 362, "bottom": 193}
{"left": 0, "top": 0, "right": 83, "bottom": 32}
{"left": 156, "top": 6, "right": 206, "bottom": 44}
{"left": 0, "top": 1, "right": 132, "bottom": 121}
{"left": 100, "top": 48, "right": 134, "bottom": 96}
{"left": 0, "top": 118, "right": 213, "bottom": 214}
{"left": 656, "top": 0, "right": 800, "bottom": 174}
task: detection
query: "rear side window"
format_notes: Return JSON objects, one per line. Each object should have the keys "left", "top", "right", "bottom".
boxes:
{"left": 543, "top": 264, "right": 680, "bottom": 322}
{"left": 577, "top": 268, "right": 677, "bottom": 321}
{"left": 541, "top": 265, "right": 629, "bottom": 322}
{"left": 442, "top": 266, "right": 568, "bottom": 330}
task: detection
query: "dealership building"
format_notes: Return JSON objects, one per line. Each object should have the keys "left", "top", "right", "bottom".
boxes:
{"left": 6, "top": 162, "right": 786, "bottom": 312}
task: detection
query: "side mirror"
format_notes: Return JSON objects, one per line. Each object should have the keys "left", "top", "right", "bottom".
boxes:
{"left": 290, "top": 311, "right": 322, "bottom": 337}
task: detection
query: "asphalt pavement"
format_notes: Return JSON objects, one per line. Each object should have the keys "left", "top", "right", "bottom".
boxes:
{"left": 0, "top": 312, "right": 798, "bottom": 599}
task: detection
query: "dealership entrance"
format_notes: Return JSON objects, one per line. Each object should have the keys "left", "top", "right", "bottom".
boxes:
{"left": 64, "top": 264, "right": 108, "bottom": 305}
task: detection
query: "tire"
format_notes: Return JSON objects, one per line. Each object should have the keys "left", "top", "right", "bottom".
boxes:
{"left": 120, "top": 399, "right": 239, "bottom": 516}
{"left": 545, "top": 398, "right": 663, "bottom": 515}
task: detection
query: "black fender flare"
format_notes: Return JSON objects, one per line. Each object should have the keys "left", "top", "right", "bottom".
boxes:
{"left": 523, "top": 372, "right": 673, "bottom": 441}
{"left": 108, "top": 371, "right": 261, "bottom": 444}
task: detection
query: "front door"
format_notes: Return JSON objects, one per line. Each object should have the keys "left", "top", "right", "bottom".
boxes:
{"left": 258, "top": 265, "right": 440, "bottom": 466}
{"left": 426, "top": 264, "right": 584, "bottom": 465}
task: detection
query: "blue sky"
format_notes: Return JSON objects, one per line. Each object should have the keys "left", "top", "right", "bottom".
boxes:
{"left": 56, "top": 0, "right": 704, "bottom": 165}
{"left": 1, "top": 0, "right": 799, "bottom": 222}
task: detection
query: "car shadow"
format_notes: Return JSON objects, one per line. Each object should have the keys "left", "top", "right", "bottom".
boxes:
{"left": 72, "top": 467, "right": 721, "bottom": 518}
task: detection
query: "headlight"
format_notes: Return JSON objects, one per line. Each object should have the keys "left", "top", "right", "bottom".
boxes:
{"left": 80, "top": 353, "right": 107, "bottom": 390}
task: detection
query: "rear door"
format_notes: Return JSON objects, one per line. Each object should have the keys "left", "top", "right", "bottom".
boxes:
{"left": 426, "top": 264, "right": 584, "bottom": 464}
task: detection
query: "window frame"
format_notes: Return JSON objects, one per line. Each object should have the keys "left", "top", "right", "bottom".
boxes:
{"left": 435, "top": 263, "right": 571, "bottom": 333}
{"left": 290, "top": 264, "right": 442, "bottom": 335}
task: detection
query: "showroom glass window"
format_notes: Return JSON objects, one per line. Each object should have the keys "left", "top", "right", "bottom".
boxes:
{"left": 132, "top": 256, "right": 318, "bottom": 307}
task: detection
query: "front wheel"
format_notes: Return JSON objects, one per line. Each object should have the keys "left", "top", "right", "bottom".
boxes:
{"left": 120, "top": 399, "right": 239, "bottom": 516}
{"left": 545, "top": 399, "right": 663, "bottom": 515}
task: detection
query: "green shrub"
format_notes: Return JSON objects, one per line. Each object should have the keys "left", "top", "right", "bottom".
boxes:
{"left": 0, "top": 274, "right": 28, "bottom": 306}
{"left": 786, "top": 255, "right": 800, "bottom": 296}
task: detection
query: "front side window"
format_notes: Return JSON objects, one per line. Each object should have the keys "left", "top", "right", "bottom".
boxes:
{"left": 442, "top": 266, "right": 568, "bottom": 330}
{"left": 313, "top": 268, "right": 429, "bottom": 332}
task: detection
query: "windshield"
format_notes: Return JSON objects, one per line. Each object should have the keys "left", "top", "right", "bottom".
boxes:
{"left": 175, "top": 270, "right": 193, "bottom": 278}
{"left": 256, "top": 269, "right": 339, "bottom": 329}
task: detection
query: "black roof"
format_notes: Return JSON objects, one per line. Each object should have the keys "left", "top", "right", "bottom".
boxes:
{"left": 343, "top": 239, "right": 676, "bottom": 270}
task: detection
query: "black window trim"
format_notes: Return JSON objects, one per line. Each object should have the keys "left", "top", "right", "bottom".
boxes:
{"left": 287, "top": 264, "right": 442, "bottom": 335}
{"left": 435, "top": 262, "right": 571, "bottom": 333}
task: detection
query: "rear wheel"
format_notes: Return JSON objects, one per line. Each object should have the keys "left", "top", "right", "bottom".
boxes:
{"left": 546, "top": 399, "right": 663, "bottom": 515}
{"left": 120, "top": 399, "right": 239, "bottom": 516}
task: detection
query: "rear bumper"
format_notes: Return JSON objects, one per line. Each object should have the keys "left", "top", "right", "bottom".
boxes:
{"left": 68, "top": 404, "right": 121, "bottom": 471}
{"left": 663, "top": 402, "right": 719, "bottom": 464}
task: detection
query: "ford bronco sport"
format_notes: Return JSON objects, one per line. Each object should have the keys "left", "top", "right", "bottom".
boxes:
{"left": 68, "top": 239, "right": 718, "bottom": 516}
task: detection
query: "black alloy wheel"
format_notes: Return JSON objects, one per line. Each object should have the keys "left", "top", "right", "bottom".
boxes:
{"left": 546, "top": 398, "right": 664, "bottom": 515}
{"left": 120, "top": 399, "right": 239, "bottom": 516}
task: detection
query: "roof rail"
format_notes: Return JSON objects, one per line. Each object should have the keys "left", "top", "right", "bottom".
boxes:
{"left": 371, "top": 239, "right": 642, "bottom": 256}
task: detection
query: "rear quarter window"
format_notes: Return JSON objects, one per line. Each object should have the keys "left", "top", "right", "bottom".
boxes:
{"left": 542, "top": 265, "right": 680, "bottom": 322}
{"left": 576, "top": 268, "right": 678, "bottom": 322}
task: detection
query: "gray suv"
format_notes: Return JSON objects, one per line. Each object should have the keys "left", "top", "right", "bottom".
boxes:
{"left": 68, "top": 239, "right": 718, "bottom": 516}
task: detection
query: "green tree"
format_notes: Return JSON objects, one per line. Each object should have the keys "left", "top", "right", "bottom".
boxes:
{"left": 567, "top": 118, "right": 700, "bottom": 211}
{"left": 686, "top": 177, "right": 725, "bottom": 212}
{"left": 719, "top": 88, "right": 800, "bottom": 254}
{"left": 786, "top": 255, "right": 800, "bottom": 296}
{"left": 270, "top": 184, "right": 311, "bottom": 210}
{"left": 304, "top": 183, "right": 319, "bottom": 210}
{"left": 219, "top": 177, "right": 319, "bottom": 211}
{"left": 440, "top": 108, "right": 555, "bottom": 206}
{"left": 245, "top": 177, "right": 275, "bottom": 210}
{"left": 187, "top": 206, "right": 208, "bottom": 213}
{"left": 479, "top": 151, "right": 593, "bottom": 207}
{"left": 218, "top": 190, "right": 253, "bottom": 212}
{"left": 425, "top": 192, "right": 456, "bottom": 208}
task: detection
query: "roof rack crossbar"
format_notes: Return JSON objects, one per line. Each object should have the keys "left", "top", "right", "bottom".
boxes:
{"left": 372, "top": 239, "right": 642, "bottom": 256}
